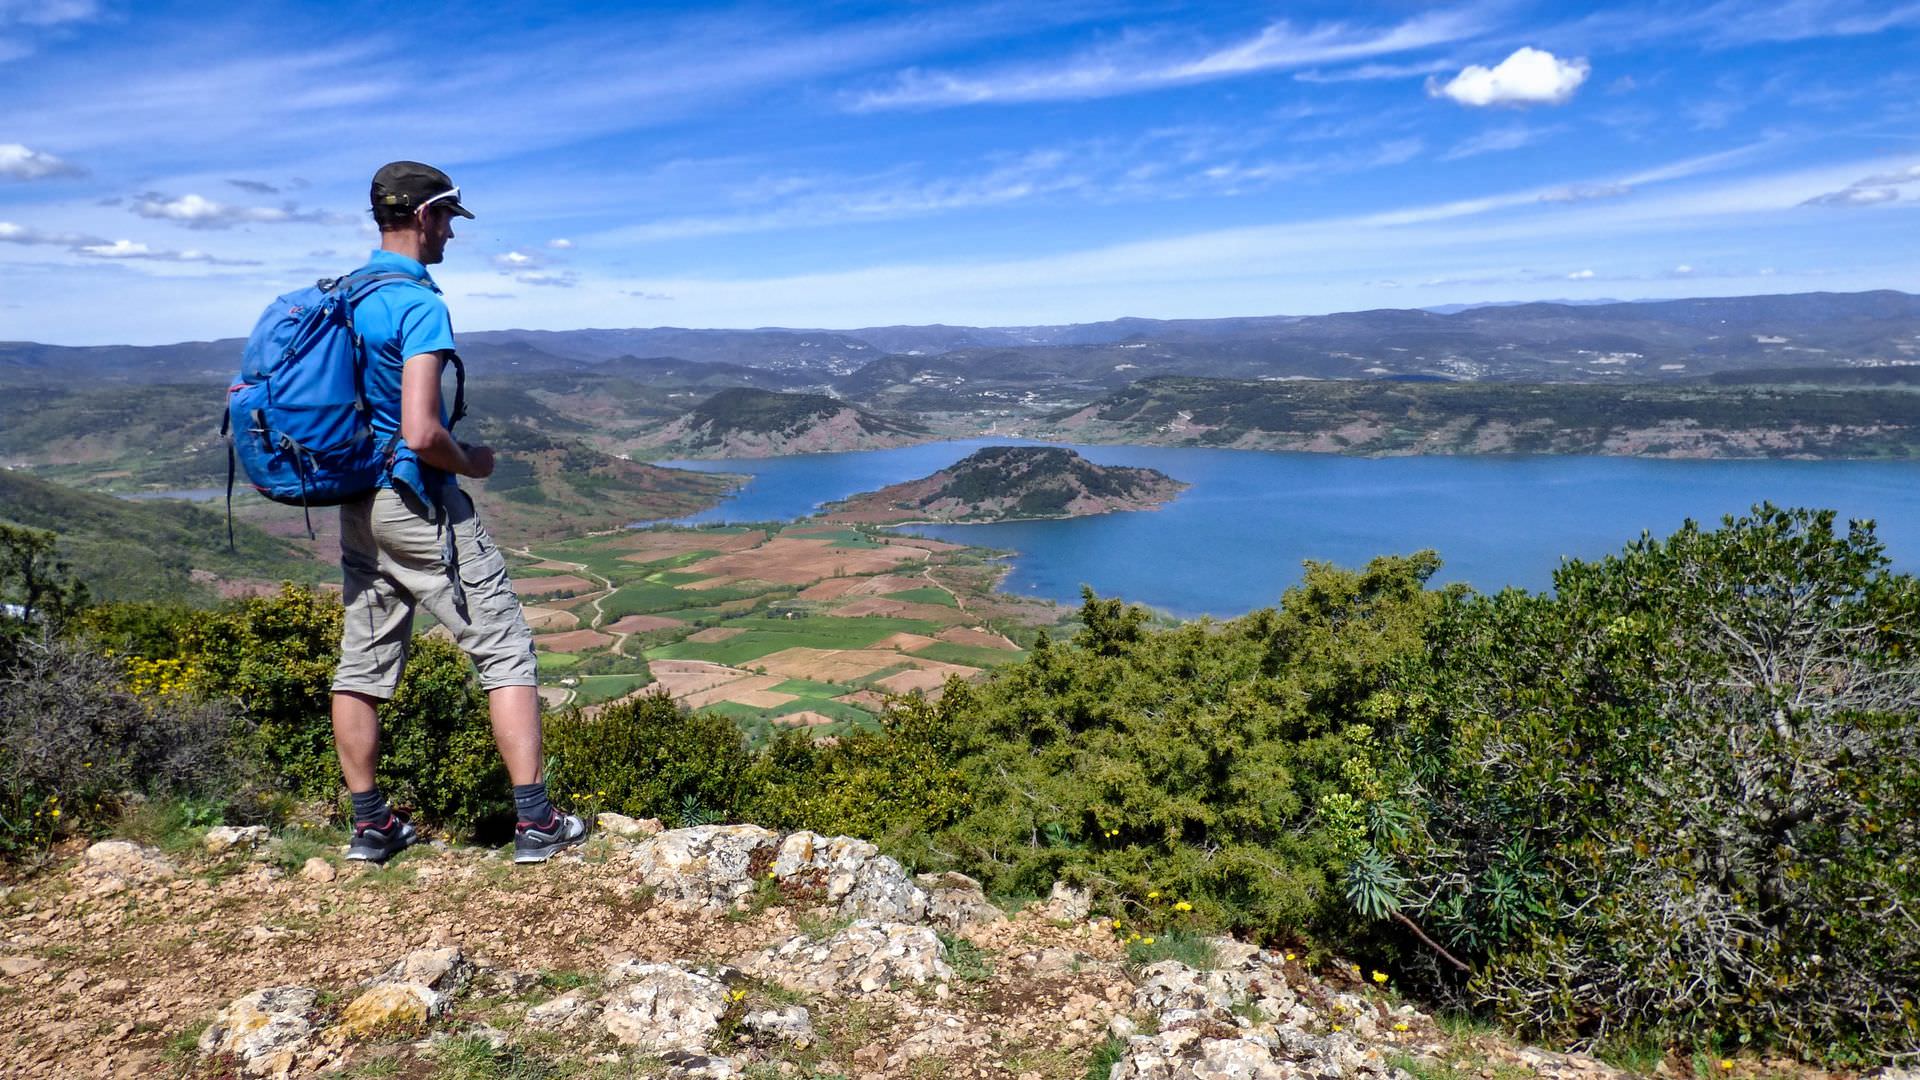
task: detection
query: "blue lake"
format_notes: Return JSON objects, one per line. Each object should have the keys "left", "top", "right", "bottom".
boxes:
{"left": 660, "top": 440, "right": 1920, "bottom": 618}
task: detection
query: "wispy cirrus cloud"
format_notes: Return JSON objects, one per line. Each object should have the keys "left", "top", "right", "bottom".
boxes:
{"left": 0, "top": 142, "right": 83, "bottom": 180}
{"left": 848, "top": 9, "right": 1487, "bottom": 110}
{"left": 1442, "top": 124, "right": 1566, "bottom": 161}
{"left": 602, "top": 130, "right": 1430, "bottom": 245}
{"left": 1799, "top": 163, "right": 1920, "bottom": 207}
{"left": 1, "top": 219, "right": 258, "bottom": 264}
{"left": 129, "top": 191, "right": 355, "bottom": 229}
{"left": 1293, "top": 58, "right": 1457, "bottom": 84}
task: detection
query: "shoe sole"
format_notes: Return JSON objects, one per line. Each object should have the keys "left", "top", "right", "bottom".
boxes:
{"left": 513, "top": 833, "right": 587, "bottom": 864}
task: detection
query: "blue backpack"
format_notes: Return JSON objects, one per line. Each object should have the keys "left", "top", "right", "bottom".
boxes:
{"left": 223, "top": 271, "right": 465, "bottom": 541}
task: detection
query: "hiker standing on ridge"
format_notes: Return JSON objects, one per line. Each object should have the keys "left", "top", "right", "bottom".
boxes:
{"left": 328, "top": 161, "right": 586, "bottom": 864}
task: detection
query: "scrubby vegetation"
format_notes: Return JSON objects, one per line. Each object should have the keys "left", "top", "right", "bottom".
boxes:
{"left": 3, "top": 505, "right": 1915, "bottom": 1064}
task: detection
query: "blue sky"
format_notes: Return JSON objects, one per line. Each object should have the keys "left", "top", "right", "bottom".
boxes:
{"left": 2, "top": 0, "right": 1917, "bottom": 345}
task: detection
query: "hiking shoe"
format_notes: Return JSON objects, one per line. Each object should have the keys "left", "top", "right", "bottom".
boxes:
{"left": 514, "top": 811, "right": 588, "bottom": 864}
{"left": 346, "top": 811, "right": 418, "bottom": 863}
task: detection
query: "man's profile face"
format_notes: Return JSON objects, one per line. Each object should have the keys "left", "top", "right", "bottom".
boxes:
{"left": 417, "top": 205, "right": 456, "bottom": 265}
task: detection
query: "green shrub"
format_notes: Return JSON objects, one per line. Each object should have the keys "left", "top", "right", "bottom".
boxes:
{"left": 1369, "top": 506, "right": 1920, "bottom": 1058}
{"left": 743, "top": 693, "right": 974, "bottom": 860}
{"left": 545, "top": 692, "right": 749, "bottom": 824}
{"left": 0, "top": 631, "right": 247, "bottom": 859}
{"left": 865, "top": 555, "right": 1447, "bottom": 941}
{"left": 185, "top": 585, "right": 509, "bottom": 836}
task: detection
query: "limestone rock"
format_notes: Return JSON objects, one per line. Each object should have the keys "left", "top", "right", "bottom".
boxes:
{"left": 737, "top": 920, "right": 952, "bottom": 995}
{"left": 1510, "top": 1046, "right": 1636, "bottom": 1080}
{"left": 1111, "top": 1027, "right": 1290, "bottom": 1080}
{"left": 1036, "top": 880, "right": 1091, "bottom": 921}
{"left": 197, "top": 986, "right": 318, "bottom": 1076}
{"left": 0, "top": 955, "right": 47, "bottom": 978}
{"left": 598, "top": 812, "right": 665, "bottom": 838}
{"left": 775, "top": 830, "right": 929, "bottom": 922}
{"left": 204, "top": 825, "right": 270, "bottom": 855}
{"left": 75, "top": 840, "right": 176, "bottom": 890}
{"left": 329, "top": 982, "right": 447, "bottom": 1039}
{"left": 599, "top": 962, "right": 733, "bottom": 1052}
{"left": 888, "top": 1014, "right": 992, "bottom": 1068}
{"left": 660, "top": 1050, "right": 740, "bottom": 1079}
{"left": 916, "top": 870, "right": 1005, "bottom": 930}
{"left": 1208, "top": 936, "right": 1262, "bottom": 970}
{"left": 1133, "top": 959, "right": 1248, "bottom": 1016}
{"left": 375, "top": 946, "right": 473, "bottom": 996}
{"left": 741, "top": 1005, "right": 813, "bottom": 1046}
{"left": 300, "top": 857, "right": 337, "bottom": 883}
{"left": 525, "top": 989, "right": 601, "bottom": 1030}
{"left": 628, "top": 824, "right": 780, "bottom": 909}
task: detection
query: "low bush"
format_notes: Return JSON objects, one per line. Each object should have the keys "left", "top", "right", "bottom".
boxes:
{"left": 545, "top": 691, "right": 749, "bottom": 826}
{"left": 1363, "top": 506, "right": 1920, "bottom": 1059}
{"left": 181, "top": 584, "right": 509, "bottom": 836}
{"left": 0, "top": 630, "right": 247, "bottom": 858}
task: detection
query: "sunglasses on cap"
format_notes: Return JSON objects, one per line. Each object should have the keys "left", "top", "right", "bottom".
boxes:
{"left": 417, "top": 187, "right": 461, "bottom": 214}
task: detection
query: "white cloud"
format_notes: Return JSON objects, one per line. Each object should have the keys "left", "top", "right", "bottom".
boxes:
{"left": 1801, "top": 187, "right": 1901, "bottom": 207}
{"left": 1442, "top": 124, "right": 1563, "bottom": 161}
{"left": 851, "top": 9, "right": 1485, "bottom": 109}
{"left": 1294, "top": 58, "right": 1456, "bottom": 84}
{"left": 0, "top": 142, "right": 82, "bottom": 180}
{"left": 493, "top": 250, "right": 540, "bottom": 268}
{"left": 129, "top": 191, "right": 352, "bottom": 229}
{"left": 1566, "top": 268, "right": 1595, "bottom": 280}
{"left": 1798, "top": 160, "right": 1920, "bottom": 206}
{"left": 1538, "top": 182, "right": 1631, "bottom": 203}
{"left": 1429, "top": 47, "right": 1589, "bottom": 108}
{"left": 1673, "top": 264, "right": 1693, "bottom": 274}
{"left": 0, "top": 0, "right": 98, "bottom": 28}
{"left": 1854, "top": 163, "right": 1920, "bottom": 186}
{"left": 547, "top": 237, "right": 574, "bottom": 249}
{"left": 0, "top": 220, "right": 100, "bottom": 246}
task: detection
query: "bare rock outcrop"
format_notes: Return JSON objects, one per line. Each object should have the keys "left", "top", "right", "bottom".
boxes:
{"left": 197, "top": 986, "right": 319, "bottom": 1078}
{"left": 736, "top": 920, "right": 952, "bottom": 996}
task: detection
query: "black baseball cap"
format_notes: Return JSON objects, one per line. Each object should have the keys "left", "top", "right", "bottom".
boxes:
{"left": 370, "top": 161, "right": 475, "bottom": 219}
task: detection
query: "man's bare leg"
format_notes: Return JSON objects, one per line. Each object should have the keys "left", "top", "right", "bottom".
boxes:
{"left": 331, "top": 690, "right": 383, "bottom": 792}
{"left": 489, "top": 684, "right": 543, "bottom": 787}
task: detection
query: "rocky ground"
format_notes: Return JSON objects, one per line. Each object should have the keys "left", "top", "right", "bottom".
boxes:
{"left": 0, "top": 820, "right": 1899, "bottom": 1080}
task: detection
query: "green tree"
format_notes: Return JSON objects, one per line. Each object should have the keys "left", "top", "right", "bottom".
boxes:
{"left": 1374, "top": 506, "right": 1920, "bottom": 1056}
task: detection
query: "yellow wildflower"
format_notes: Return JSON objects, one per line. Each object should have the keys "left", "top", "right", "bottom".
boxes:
{"left": 1719, "top": 1062, "right": 1734, "bottom": 1072}
{"left": 1332, "top": 1025, "right": 1343, "bottom": 1033}
{"left": 1111, "top": 920, "right": 1123, "bottom": 930}
{"left": 1146, "top": 890, "right": 1159, "bottom": 899}
{"left": 1371, "top": 971, "right": 1388, "bottom": 985}
{"left": 1393, "top": 1022, "right": 1410, "bottom": 1033}
{"left": 1173, "top": 901, "right": 1192, "bottom": 912}
{"left": 1142, "top": 936, "right": 1155, "bottom": 945}
{"left": 1285, "top": 952, "right": 1296, "bottom": 961}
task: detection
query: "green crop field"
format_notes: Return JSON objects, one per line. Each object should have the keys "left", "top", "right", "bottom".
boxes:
{"left": 882, "top": 587, "right": 958, "bottom": 607}
{"left": 910, "top": 641, "right": 1025, "bottom": 667}
{"left": 571, "top": 672, "right": 656, "bottom": 706}
{"left": 647, "top": 615, "right": 947, "bottom": 666}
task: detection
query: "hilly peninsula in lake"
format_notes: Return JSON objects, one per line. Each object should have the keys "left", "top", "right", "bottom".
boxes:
{"left": 821, "top": 445, "right": 1187, "bottom": 524}
{"left": 639, "top": 388, "right": 930, "bottom": 458}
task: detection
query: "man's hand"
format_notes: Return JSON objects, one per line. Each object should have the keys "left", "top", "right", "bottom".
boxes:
{"left": 462, "top": 444, "right": 496, "bottom": 479}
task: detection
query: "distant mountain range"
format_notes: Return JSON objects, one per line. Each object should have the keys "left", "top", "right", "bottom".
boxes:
{"left": 6, "top": 290, "right": 1916, "bottom": 394}
{"left": 636, "top": 388, "right": 929, "bottom": 459}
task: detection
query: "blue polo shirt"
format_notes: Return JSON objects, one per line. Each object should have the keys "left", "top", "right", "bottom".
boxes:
{"left": 350, "top": 249, "right": 459, "bottom": 500}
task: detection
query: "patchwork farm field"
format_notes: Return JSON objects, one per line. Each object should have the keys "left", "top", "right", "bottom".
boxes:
{"left": 511, "top": 523, "right": 1055, "bottom": 743}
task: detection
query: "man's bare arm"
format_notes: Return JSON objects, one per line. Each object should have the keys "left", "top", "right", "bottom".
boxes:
{"left": 400, "top": 352, "right": 494, "bottom": 478}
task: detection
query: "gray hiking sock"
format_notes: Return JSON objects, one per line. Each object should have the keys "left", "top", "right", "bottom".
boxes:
{"left": 350, "top": 787, "right": 391, "bottom": 826}
{"left": 513, "top": 782, "right": 556, "bottom": 828}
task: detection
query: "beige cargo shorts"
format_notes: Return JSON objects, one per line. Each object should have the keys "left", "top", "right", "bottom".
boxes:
{"left": 331, "top": 486, "right": 538, "bottom": 699}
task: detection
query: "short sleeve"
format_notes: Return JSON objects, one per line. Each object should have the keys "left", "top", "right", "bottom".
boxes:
{"left": 393, "top": 292, "right": 456, "bottom": 359}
